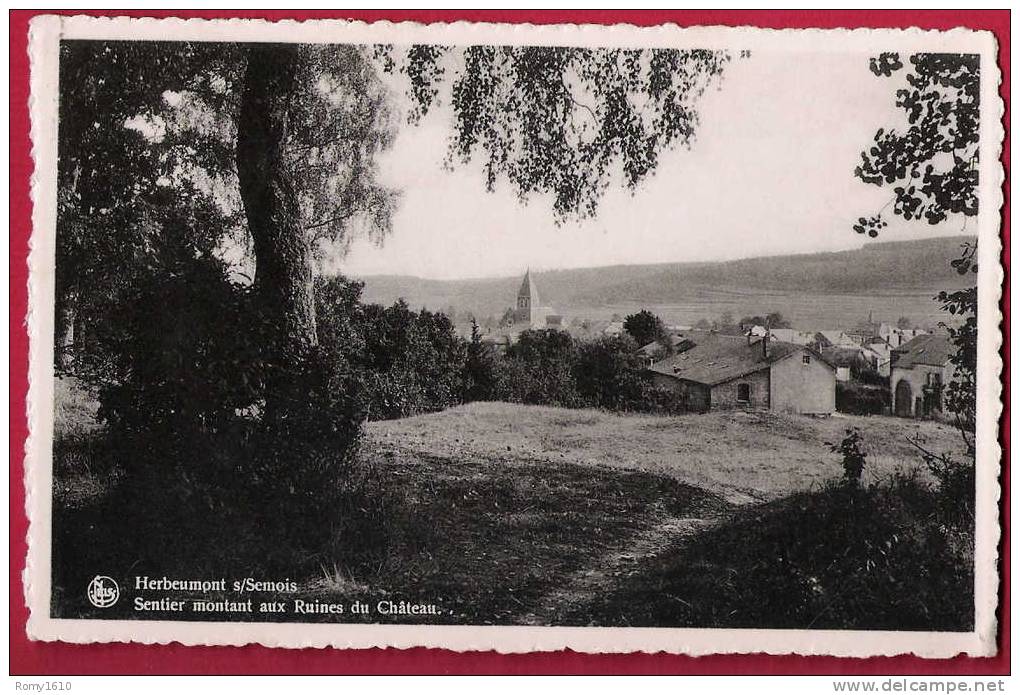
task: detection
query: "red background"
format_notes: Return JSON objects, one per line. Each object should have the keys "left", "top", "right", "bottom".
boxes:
{"left": 9, "top": 9, "right": 1010, "bottom": 676}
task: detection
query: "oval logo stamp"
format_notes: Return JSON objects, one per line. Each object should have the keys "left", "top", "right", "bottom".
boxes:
{"left": 86, "top": 575, "right": 119, "bottom": 608}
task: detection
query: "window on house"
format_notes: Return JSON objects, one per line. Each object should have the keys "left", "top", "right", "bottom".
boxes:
{"left": 802, "top": 355, "right": 811, "bottom": 365}
{"left": 737, "top": 383, "right": 751, "bottom": 403}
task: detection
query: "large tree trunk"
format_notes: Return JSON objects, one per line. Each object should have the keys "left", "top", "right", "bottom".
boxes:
{"left": 236, "top": 44, "right": 317, "bottom": 363}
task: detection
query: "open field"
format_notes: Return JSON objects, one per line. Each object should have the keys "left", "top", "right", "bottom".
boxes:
{"left": 364, "top": 402, "right": 963, "bottom": 505}
{"left": 553, "top": 286, "right": 957, "bottom": 333}
{"left": 366, "top": 283, "right": 957, "bottom": 334}
{"left": 52, "top": 393, "right": 971, "bottom": 629}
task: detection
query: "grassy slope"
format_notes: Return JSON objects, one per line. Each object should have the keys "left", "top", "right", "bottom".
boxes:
{"left": 356, "top": 403, "right": 970, "bottom": 628}
{"left": 364, "top": 402, "right": 963, "bottom": 505}
{"left": 568, "top": 479, "right": 974, "bottom": 630}
{"left": 52, "top": 391, "right": 971, "bottom": 629}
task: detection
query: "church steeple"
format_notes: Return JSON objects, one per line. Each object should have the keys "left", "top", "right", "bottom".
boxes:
{"left": 517, "top": 268, "right": 541, "bottom": 312}
{"left": 513, "top": 268, "right": 547, "bottom": 327}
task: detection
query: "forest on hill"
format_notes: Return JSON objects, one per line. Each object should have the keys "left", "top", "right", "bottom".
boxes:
{"left": 355, "top": 235, "right": 977, "bottom": 321}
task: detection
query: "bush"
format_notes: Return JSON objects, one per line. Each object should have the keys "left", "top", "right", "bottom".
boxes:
{"left": 635, "top": 383, "right": 690, "bottom": 416}
{"left": 855, "top": 366, "right": 889, "bottom": 387}
{"left": 464, "top": 320, "right": 498, "bottom": 401}
{"left": 930, "top": 458, "right": 975, "bottom": 527}
{"left": 573, "top": 334, "right": 646, "bottom": 409}
{"left": 492, "top": 330, "right": 690, "bottom": 415}
{"left": 623, "top": 309, "right": 667, "bottom": 347}
{"left": 317, "top": 278, "right": 474, "bottom": 419}
{"left": 89, "top": 254, "right": 286, "bottom": 445}
{"left": 357, "top": 368, "right": 427, "bottom": 420}
{"left": 580, "top": 472, "right": 974, "bottom": 630}
{"left": 330, "top": 296, "right": 468, "bottom": 420}
{"left": 72, "top": 260, "right": 376, "bottom": 578}
{"left": 909, "top": 437, "right": 976, "bottom": 529}
{"left": 829, "top": 427, "right": 866, "bottom": 484}
{"left": 836, "top": 381, "right": 889, "bottom": 415}
{"left": 88, "top": 349, "right": 369, "bottom": 580}
{"left": 494, "top": 350, "right": 582, "bottom": 407}
{"left": 495, "top": 330, "right": 581, "bottom": 407}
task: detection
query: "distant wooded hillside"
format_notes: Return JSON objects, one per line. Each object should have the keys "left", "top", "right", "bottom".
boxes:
{"left": 353, "top": 235, "right": 977, "bottom": 324}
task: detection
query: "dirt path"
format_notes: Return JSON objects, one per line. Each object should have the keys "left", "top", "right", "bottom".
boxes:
{"left": 518, "top": 506, "right": 730, "bottom": 626}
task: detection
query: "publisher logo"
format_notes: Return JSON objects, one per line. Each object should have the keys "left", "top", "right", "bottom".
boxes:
{"left": 87, "top": 575, "right": 119, "bottom": 608}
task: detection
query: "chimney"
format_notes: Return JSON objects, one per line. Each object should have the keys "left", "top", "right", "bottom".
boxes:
{"left": 761, "top": 333, "right": 769, "bottom": 358}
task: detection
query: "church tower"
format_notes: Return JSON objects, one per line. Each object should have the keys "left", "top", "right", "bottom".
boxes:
{"left": 512, "top": 269, "right": 558, "bottom": 329}
{"left": 516, "top": 268, "right": 541, "bottom": 324}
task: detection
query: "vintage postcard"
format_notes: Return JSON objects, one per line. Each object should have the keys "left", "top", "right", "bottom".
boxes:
{"left": 25, "top": 15, "right": 1004, "bottom": 656}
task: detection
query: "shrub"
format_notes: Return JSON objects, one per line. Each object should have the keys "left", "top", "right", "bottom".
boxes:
{"left": 351, "top": 300, "right": 468, "bottom": 419}
{"left": 573, "top": 334, "right": 646, "bottom": 410}
{"left": 637, "top": 383, "right": 690, "bottom": 416}
{"left": 317, "top": 279, "right": 472, "bottom": 419}
{"left": 836, "top": 381, "right": 889, "bottom": 415}
{"left": 929, "top": 458, "right": 976, "bottom": 528}
{"left": 908, "top": 435, "right": 976, "bottom": 529}
{"left": 496, "top": 329, "right": 581, "bottom": 407}
{"left": 358, "top": 368, "right": 427, "bottom": 420}
{"left": 623, "top": 310, "right": 667, "bottom": 347}
{"left": 464, "top": 320, "right": 498, "bottom": 401}
{"left": 854, "top": 366, "right": 889, "bottom": 387}
{"left": 829, "top": 427, "right": 867, "bottom": 484}
{"left": 315, "top": 275, "right": 368, "bottom": 360}
{"left": 492, "top": 330, "right": 689, "bottom": 415}
{"left": 95, "top": 344, "right": 369, "bottom": 577}
{"left": 79, "top": 262, "right": 374, "bottom": 576}
{"left": 494, "top": 351, "right": 581, "bottom": 407}
{"left": 580, "top": 472, "right": 974, "bottom": 630}
{"left": 92, "top": 256, "right": 271, "bottom": 440}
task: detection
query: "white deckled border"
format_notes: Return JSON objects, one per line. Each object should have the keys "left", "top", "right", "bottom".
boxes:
{"left": 24, "top": 14, "right": 1006, "bottom": 658}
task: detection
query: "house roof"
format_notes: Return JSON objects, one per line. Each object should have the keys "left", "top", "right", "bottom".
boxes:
{"left": 637, "top": 334, "right": 695, "bottom": 355}
{"left": 817, "top": 330, "right": 853, "bottom": 345}
{"left": 648, "top": 334, "right": 825, "bottom": 386}
{"left": 863, "top": 341, "right": 891, "bottom": 357}
{"left": 821, "top": 346, "right": 867, "bottom": 368}
{"left": 768, "top": 328, "right": 815, "bottom": 345}
{"left": 892, "top": 333, "right": 954, "bottom": 368}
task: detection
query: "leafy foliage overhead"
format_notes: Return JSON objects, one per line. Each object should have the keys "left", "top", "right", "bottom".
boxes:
{"left": 56, "top": 40, "right": 401, "bottom": 371}
{"left": 58, "top": 41, "right": 399, "bottom": 285}
{"left": 855, "top": 51, "right": 979, "bottom": 477}
{"left": 854, "top": 52, "right": 980, "bottom": 237}
{"left": 383, "top": 44, "right": 731, "bottom": 219}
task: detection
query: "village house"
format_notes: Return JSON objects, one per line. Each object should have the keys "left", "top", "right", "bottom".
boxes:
{"left": 879, "top": 323, "right": 930, "bottom": 348}
{"left": 862, "top": 339, "right": 894, "bottom": 376}
{"left": 848, "top": 315, "right": 932, "bottom": 350}
{"left": 813, "top": 330, "right": 858, "bottom": 350}
{"left": 602, "top": 320, "right": 625, "bottom": 337}
{"left": 767, "top": 328, "right": 817, "bottom": 346}
{"left": 820, "top": 345, "right": 874, "bottom": 382}
{"left": 636, "top": 333, "right": 697, "bottom": 366}
{"left": 647, "top": 332, "right": 836, "bottom": 414}
{"left": 889, "top": 333, "right": 955, "bottom": 418}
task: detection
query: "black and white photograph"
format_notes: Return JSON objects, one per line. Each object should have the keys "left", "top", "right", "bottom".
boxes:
{"left": 25, "top": 16, "right": 1003, "bottom": 656}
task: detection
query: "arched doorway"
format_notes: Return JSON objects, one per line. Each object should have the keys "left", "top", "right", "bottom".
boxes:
{"left": 894, "top": 379, "right": 913, "bottom": 417}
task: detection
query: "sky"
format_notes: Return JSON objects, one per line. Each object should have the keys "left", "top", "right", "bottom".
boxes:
{"left": 334, "top": 50, "right": 966, "bottom": 281}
